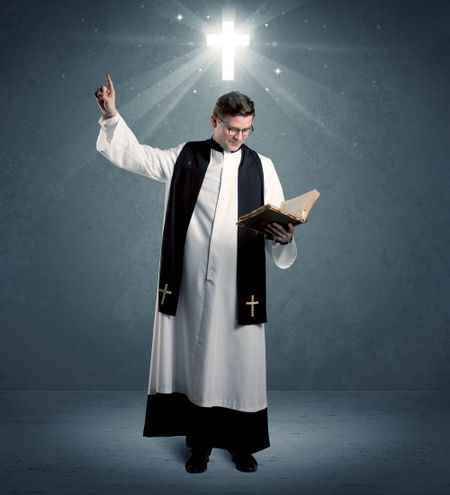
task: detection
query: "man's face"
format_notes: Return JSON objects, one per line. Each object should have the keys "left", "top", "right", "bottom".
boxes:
{"left": 210, "top": 114, "right": 254, "bottom": 152}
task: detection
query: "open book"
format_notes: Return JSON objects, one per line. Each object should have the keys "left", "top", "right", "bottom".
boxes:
{"left": 237, "top": 189, "right": 320, "bottom": 238}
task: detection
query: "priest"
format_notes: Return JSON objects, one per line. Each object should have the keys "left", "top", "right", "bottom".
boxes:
{"left": 94, "top": 74, "right": 297, "bottom": 474}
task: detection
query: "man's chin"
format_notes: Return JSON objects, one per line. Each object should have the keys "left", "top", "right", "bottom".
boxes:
{"left": 226, "top": 142, "right": 242, "bottom": 151}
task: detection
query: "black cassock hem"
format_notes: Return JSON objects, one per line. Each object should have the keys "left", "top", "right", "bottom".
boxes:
{"left": 143, "top": 392, "right": 270, "bottom": 454}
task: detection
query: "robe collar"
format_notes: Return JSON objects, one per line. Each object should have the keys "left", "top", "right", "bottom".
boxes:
{"left": 210, "top": 136, "right": 243, "bottom": 153}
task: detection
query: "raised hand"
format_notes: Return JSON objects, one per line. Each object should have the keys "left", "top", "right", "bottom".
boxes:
{"left": 94, "top": 74, "right": 117, "bottom": 118}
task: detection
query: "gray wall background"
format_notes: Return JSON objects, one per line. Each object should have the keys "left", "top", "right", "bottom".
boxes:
{"left": 1, "top": 0, "right": 449, "bottom": 391}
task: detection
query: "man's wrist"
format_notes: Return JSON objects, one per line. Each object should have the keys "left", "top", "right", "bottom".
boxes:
{"left": 99, "top": 111, "right": 120, "bottom": 129}
{"left": 276, "top": 238, "right": 293, "bottom": 245}
{"left": 103, "top": 110, "right": 118, "bottom": 119}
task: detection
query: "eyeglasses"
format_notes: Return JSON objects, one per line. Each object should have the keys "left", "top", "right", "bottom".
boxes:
{"left": 217, "top": 117, "right": 254, "bottom": 137}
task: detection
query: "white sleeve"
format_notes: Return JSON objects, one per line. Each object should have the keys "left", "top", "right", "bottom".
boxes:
{"left": 260, "top": 155, "right": 297, "bottom": 269}
{"left": 96, "top": 113, "right": 183, "bottom": 183}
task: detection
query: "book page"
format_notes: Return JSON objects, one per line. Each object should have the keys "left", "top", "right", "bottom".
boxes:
{"left": 280, "top": 189, "right": 320, "bottom": 220}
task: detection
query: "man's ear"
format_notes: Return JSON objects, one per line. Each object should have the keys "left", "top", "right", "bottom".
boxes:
{"left": 210, "top": 115, "right": 217, "bottom": 128}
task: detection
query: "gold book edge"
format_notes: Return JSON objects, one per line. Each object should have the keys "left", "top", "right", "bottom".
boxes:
{"left": 236, "top": 204, "right": 307, "bottom": 225}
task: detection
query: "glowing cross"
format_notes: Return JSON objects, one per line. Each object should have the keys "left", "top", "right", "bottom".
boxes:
{"left": 207, "top": 21, "right": 249, "bottom": 80}
{"left": 245, "top": 294, "right": 259, "bottom": 318}
{"left": 159, "top": 284, "right": 172, "bottom": 306}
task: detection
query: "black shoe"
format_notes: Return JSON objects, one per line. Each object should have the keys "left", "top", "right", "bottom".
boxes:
{"left": 185, "top": 449, "right": 210, "bottom": 474}
{"left": 231, "top": 451, "right": 258, "bottom": 472}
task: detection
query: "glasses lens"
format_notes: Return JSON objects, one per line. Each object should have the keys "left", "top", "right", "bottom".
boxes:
{"left": 220, "top": 119, "right": 253, "bottom": 136}
{"left": 231, "top": 126, "right": 253, "bottom": 136}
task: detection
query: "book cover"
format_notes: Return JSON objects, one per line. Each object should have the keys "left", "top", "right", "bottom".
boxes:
{"left": 237, "top": 189, "right": 320, "bottom": 238}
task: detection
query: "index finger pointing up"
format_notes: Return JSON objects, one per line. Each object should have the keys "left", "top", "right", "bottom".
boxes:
{"left": 105, "top": 73, "right": 115, "bottom": 92}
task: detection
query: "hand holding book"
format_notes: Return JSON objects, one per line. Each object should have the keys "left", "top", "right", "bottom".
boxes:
{"left": 237, "top": 189, "right": 320, "bottom": 240}
{"left": 264, "top": 222, "right": 295, "bottom": 244}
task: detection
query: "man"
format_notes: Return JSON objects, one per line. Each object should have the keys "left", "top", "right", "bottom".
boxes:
{"left": 94, "top": 74, "right": 297, "bottom": 474}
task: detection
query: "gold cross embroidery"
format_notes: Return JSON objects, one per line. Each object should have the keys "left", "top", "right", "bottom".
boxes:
{"left": 159, "top": 284, "right": 172, "bottom": 306}
{"left": 246, "top": 294, "right": 259, "bottom": 318}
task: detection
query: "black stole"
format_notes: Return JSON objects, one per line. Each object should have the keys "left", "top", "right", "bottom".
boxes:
{"left": 158, "top": 138, "right": 267, "bottom": 325}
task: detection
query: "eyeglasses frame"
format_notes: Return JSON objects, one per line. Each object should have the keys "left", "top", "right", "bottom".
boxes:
{"left": 216, "top": 117, "right": 254, "bottom": 137}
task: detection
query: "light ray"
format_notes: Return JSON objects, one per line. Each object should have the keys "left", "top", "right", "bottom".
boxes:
{"left": 157, "top": 0, "right": 212, "bottom": 33}
{"left": 243, "top": 49, "right": 332, "bottom": 119}
{"left": 116, "top": 47, "right": 206, "bottom": 98}
{"left": 240, "top": 49, "right": 357, "bottom": 152}
{"left": 138, "top": 57, "right": 217, "bottom": 140}
{"left": 65, "top": 32, "right": 194, "bottom": 47}
{"left": 246, "top": 47, "right": 350, "bottom": 97}
{"left": 253, "top": 40, "right": 389, "bottom": 55}
{"left": 198, "top": 0, "right": 214, "bottom": 19}
{"left": 120, "top": 49, "right": 215, "bottom": 126}
{"left": 242, "top": 0, "right": 310, "bottom": 30}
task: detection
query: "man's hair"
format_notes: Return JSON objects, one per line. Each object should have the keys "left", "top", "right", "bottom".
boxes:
{"left": 212, "top": 91, "right": 255, "bottom": 120}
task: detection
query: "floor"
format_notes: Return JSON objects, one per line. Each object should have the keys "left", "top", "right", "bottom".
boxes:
{"left": 1, "top": 391, "right": 449, "bottom": 495}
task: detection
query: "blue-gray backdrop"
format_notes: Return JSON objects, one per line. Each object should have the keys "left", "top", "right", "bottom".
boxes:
{"left": 1, "top": 0, "right": 449, "bottom": 391}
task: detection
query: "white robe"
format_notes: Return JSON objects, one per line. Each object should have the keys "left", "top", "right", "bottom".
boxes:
{"left": 96, "top": 114, "right": 297, "bottom": 413}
